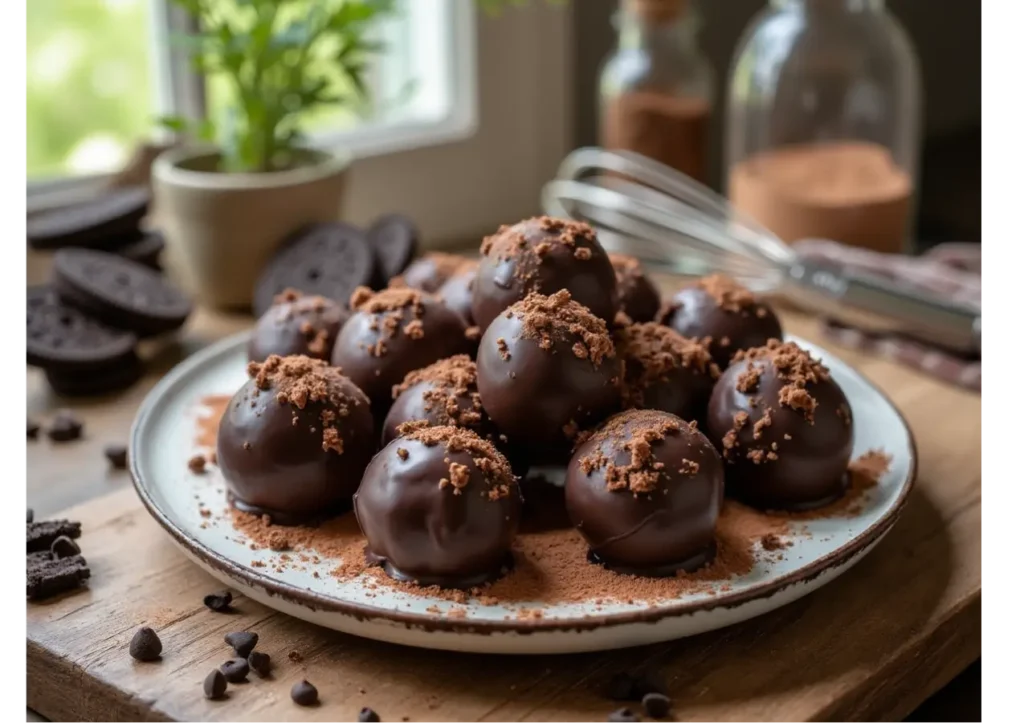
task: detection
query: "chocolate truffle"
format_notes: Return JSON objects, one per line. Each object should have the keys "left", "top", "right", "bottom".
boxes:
{"left": 217, "top": 355, "right": 376, "bottom": 523}
{"left": 476, "top": 290, "right": 621, "bottom": 462}
{"left": 707, "top": 340, "right": 853, "bottom": 510}
{"left": 248, "top": 289, "right": 348, "bottom": 363}
{"left": 658, "top": 275, "right": 783, "bottom": 368}
{"left": 618, "top": 323, "right": 720, "bottom": 426}
{"left": 355, "top": 425, "right": 522, "bottom": 588}
{"left": 609, "top": 254, "right": 660, "bottom": 323}
{"left": 331, "top": 287, "right": 472, "bottom": 416}
{"left": 565, "top": 409, "right": 724, "bottom": 575}
{"left": 400, "top": 252, "right": 467, "bottom": 293}
{"left": 437, "top": 260, "right": 477, "bottom": 325}
{"left": 471, "top": 216, "right": 618, "bottom": 332}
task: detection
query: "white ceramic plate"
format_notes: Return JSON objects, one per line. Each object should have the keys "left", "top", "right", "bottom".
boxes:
{"left": 130, "top": 331, "right": 916, "bottom": 654}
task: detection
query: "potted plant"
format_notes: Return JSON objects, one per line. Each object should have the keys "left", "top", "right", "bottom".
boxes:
{"left": 152, "top": 0, "right": 394, "bottom": 309}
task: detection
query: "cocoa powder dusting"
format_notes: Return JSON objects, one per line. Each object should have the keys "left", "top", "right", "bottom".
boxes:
{"left": 195, "top": 394, "right": 232, "bottom": 449}
{"left": 512, "top": 290, "right": 615, "bottom": 366}
{"left": 734, "top": 340, "right": 829, "bottom": 422}
{"left": 696, "top": 275, "right": 757, "bottom": 313}
{"left": 618, "top": 323, "right": 719, "bottom": 407}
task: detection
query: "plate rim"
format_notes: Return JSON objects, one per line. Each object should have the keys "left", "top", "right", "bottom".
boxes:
{"left": 129, "top": 330, "right": 918, "bottom": 634}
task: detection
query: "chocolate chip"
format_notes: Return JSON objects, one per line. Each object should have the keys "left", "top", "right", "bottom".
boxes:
{"left": 642, "top": 692, "right": 672, "bottom": 719}
{"left": 219, "top": 658, "right": 249, "bottom": 683}
{"left": 104, "top": 444, "right": 128, "bottom": 469}
{"left": 50, "top": 535, "right": 81, "bottom": 559}
{"left": 224, "top": 630, "right": 258, "bottom": 658}
{"left": 203, "top": 669, "right": 227, "bottom": 700}
{"left": 607, "top": 708, "right": 639, "bottom": 722}
{"left": 203, "top": 590, "right": 233, "bottom": 612}
{"left": 129, "top": 627, "right": 162, "bottom": 661}
{"left": 27, "top": 509, "right": 33, "bottom": 524}
{"left": 291, "top": 679, "right": 319, "bottom": 706}
{"left": 28, "top": 419, "right": 40, "bottom": 440}
{"left": 358, "top": 707, "right": 381, "bottom": 722}
{"left": 188, "top": 454, "right": 207, "bottom": 473}
{"left": 248, "top": 650, "right": 271, "bottom": 678}
{"left": 47, "top": 411, "right": 83, "bottom": 442}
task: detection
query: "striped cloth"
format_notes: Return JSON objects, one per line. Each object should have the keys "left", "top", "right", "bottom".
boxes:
{"left": 792, "top": 241, "right": 981, "bottom": 393}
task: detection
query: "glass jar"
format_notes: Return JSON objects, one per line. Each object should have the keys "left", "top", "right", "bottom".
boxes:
{"left": 599, "top": 0, "right": 714, "bottom": 184}
{"left": 725, "top": 0, "right": 922, "bottom": 253}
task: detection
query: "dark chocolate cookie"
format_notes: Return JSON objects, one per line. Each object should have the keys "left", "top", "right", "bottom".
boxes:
{"left": 27, "top": 187, "right": 150, "bottom": 250}
{"left": 52, "top": 249, "right": 192, "bottom": 336}
{"left": 45, "top": 357, "right": 143, "bottom": 397}
{"left": 113, "top": 231, "right": 165, "bottom": 270}
{"left": 369, "top": 214, "right": 419, "bottom": 285}
{"left": 27, "top": 286, "right": 139, "bottom": 372}
{"left": 253, "top": 222, "right": 377, "bottom": 316}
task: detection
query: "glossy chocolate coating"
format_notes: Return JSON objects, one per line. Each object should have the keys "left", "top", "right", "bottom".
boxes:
{"left": 471, "top": 216, "right": 618, "bottom": 332}
{"left": 659, "top": 281, "right": 782, "bottom": 368}
{"left": 401, "top": 252, "right": 467, "bottom": 293}
{"left": 610, "top": 254, "right": 660, "bottom": 323}
{"left": 248, "top": 293, "right": 347, "bottom": 363}
{"left": 354, "top": 428, "right": 522, "bottom": 588}
{"left": 217, "top": 360, "right": 376, "bottom": 523}
{"left": 565, "top": 410, "right": 723, "bottom": 575}
{"left": 707, "top": 343, "right": 853, "bottom": 509}
{"left": 475, "top": 295, "right": 621, "bottom": 463}
{"left": 437, "top": 262, "right": 477, "bottom": 325}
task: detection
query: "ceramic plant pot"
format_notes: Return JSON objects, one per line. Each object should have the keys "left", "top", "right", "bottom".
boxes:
{"left": 152, "top": 147, "right": 350, "bottom": 310}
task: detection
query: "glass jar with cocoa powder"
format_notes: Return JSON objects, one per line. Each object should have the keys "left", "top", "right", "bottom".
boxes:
{"left": 599, "top": 0, "right": 713, "bottom": 184}
{"left": 725, "top": 0, "right": 921, "bottom": 253}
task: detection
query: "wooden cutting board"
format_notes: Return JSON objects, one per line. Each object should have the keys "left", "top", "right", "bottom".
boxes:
{"left": 26, "top": 310, "right": 981, "bottom": 721}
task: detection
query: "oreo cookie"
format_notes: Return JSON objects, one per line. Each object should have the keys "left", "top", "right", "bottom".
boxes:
{"left": 113, "top": 231, "right": 165, "bottom": 270}
{"left": 27, "top": 286, "right": 138, "bottom": 372}
{"left": 368, "top": 214, "right": 419, "bottom": 285}
{"left": 28, "top": 187, "right": 149, "bottom": 250}
{"left": 52, "top": 249, "right": 191, "bottom": 337}
{"left": 45, "top": 357, "right": 143, "bottom": 397}
{"left": 253, "top": 222, "right": 376, "bottom": 316}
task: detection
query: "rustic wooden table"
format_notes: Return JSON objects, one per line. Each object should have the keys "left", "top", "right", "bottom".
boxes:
{"left": 26, "top": 307, "right": 981, "bottom": 722}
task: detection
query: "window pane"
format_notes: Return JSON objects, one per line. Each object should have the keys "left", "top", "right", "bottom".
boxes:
{"left": 26, "top": 0, "right": 159, "bottom": 179}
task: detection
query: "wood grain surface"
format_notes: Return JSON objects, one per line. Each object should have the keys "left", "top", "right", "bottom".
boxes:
{"left": 26, "top": 309, "right": 981, "bottom": 722}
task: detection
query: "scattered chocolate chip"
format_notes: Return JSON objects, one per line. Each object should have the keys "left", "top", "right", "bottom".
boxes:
{"left": 203, "top": 590, "right": 233, "bottom": 612}
{"left": 203, "top": 669, "right": 227, "bottom": 700}
{"left": 27, "top": 509, "right": 33, "bottom": 524}
{"left": 129, "top": 627, "right": 162, "bottom": 662}
{"left": 188, "top": 453, "right": 207, "bottom": 473}
{"left": 607, "top": 708, "right": 639, "bottom": 722}
{"left": 50, "top": 535, "right": 81, "bottom": 559}
{"left": 219, "top": 658, "right": 249, "bottom": 683}
{"left": 642, "top": 692, "right": 672, "bottom": 719}
{"left": 248, "top": 650, "right": 271, "bottom": 678}
{"left": 358, "top": 707, "right": 381, "bottom": 722}
{"left": 26, "top": 550, "right": 90, "bottom": 600}
{"left": 27, "top": 519, "right": 81, "bottom": 552}
{"left": 291, "top": 679, "right": 319, "bottom": 706}
{"left": 47, "top": 411, "right": 83, "bottom": 442}
{"left": 224, "top": 630, "right": 258, "bottom": 658}
{"left": 28, "top": 419, "right": 40, "bottom": 440}
{"left": 104, "top": 444, "right": 128, "bottom": 469}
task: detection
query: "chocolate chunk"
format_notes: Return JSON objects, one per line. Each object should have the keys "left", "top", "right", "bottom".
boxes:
{"left": 224, "top": 631, "right": 258, "bottom": 658}
{"left": 27, "top": 509, "right": 34, "bottom": 524}
{"left": 104, "top": 444, "right": 128, "bottom": 469}
{"left": 26, "top": 550, "right": 90, "bottom": 600}
{"left": 27, "top": 519, "right": 81, "bottom": 552}
{"left": 129, "top": 627, "right": 162, "bottom": 662}
{"left": 219, "top": 658, "right": 249, "bottom": 683}
{"left": 358, "top": 707, "right": 381, "bottom": 722}
{"left": 188, "top": 454, "right": 207, "bottom": 473}
{"left": 27, "top": 186, "right": 150, "bottom": 250}
{"left": 247, "top": 650, "right": 271, "bottom": 678}
{"left": 254, "top": 222, "right": 377, "bottom": 316}
{"left": 47, "top": 411, "right": 84, "bottom": 443}
{"left": 642, "top": 693, "right": 672, "bottom": 719}
{"left": 27, "top": 420, "right": 40, "bottom": 440}
{"left": 203, "top": 669, "right": 227, "bottom": 700}
{"left": 607, "top": 708, "right": 639, "bottom": 722}
{"left": 369, "top": 213, "right": 419, "bottom": 284}
{"left": 52, "top": 248, "right": 191, "bottom": 337}
{"left": 203, "top": 590, "right": 233, "bottom": 613}
{"left": 50, "top": 535, "right": 81, "bottom": 559}
{"left": 291, "top": 679, "right": 319, "bottom": 706}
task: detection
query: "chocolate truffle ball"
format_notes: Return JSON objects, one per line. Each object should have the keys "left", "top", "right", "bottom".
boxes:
{"left": 618, "top": 322, "right": 720, "bottom": 427}
{"left": 476, "top": 290, "right": 622, "bottom": 462}
{"left": 609, "top": 254, "right": 660, "bottom": 323}
{"left": 437, "top": 260, "right": 477, "bottom": 325}
{"left": 217, "top": 355, "right": 376, "bottom": 523}
{"left": 707, "top": 340, "right": 854, "bottom": 510}
{"left": 471, "top": 216, "right": 618, "bottom": 332}
{"left": 565, "top": 409, "right": 724, "bottom": 575}
{"left": 331, "top": 287, "right": 472, "bottom": 416}
{"left": 658, "top": 275, "right": 783, "bottom": 368}
{"left": 400, "top": 252, "right": 467, "bottom": 293}
{"left": 248, "top": 289, "right": 348, "bottom": 363}
{"left": 355, "top": 425, "right": 522, "bottom": 588}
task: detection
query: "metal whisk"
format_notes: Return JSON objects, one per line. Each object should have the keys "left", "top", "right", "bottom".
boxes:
{"left": 541, "top": 147, "right": 980, "bottom": 355}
